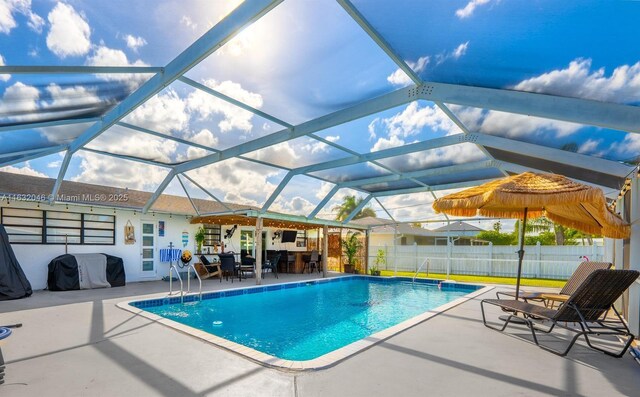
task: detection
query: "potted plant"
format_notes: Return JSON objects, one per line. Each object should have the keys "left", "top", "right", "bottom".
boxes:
{"left": 341, "top": 231, "right": 362, "bottom": 274}
{"left": 370, "top": 249, "right": 385, "bottom": 276}
{"left": 195, "top": 226, "right": 206, "bottom": 254}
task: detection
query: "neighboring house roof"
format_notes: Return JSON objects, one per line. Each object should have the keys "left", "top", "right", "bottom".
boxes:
{"left": 432, "top": 221, "right": 485, "bottom": 233}
{"left": 0, "top": 171, "right": 254, "bottom": 215}
{"left": 351, "top": 217, "right": 440, "bottom": 236}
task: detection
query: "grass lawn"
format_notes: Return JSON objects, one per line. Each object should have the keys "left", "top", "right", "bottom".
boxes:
{"left": 380, "top": 270, "right": 566, "bottom": 288}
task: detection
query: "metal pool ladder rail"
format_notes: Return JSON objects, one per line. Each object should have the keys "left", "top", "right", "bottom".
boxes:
{"left": 186, "top": 263, "right": 202, "bottom": 301}
{"left": 412, "top": 258, "right": 430, "bottom": 283}
{"left": 168, "top": 263, "right": 202, "bottom": 303}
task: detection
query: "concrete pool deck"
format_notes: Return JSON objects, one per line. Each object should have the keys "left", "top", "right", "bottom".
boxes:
{"left": 1, "top": 273, "right": 639, "bottom": 396}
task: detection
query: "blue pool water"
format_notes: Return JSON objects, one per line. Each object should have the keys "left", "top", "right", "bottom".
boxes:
{"left": 133, "top": 277, "right": 480, "bottom": 361}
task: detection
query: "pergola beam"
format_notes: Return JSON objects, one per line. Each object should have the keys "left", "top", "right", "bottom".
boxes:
{"left": 0, "top": 66, "right": 162, "bottom": 74}
{"left": 295, "top": 134, "right": 463, "bottom": 175}
{"left": 496, "top": 161, "right": 619, "bottom": 197}
{"left": 338, "top": 160, "right": 495, "bottom": 188}
{"left": 260, "top": 172, "right": 295, "bottom": 213}
{"left": 0, "top": 145, "right": 66, "bottom": 167}
{"left": 141, "top": 84, "right": 416, "bottom": 211}
{"left": 343, "top": 194, "right": 373, "bottom": 224}
{"left": 244, "top": 210, "right": 368, "bottom": 230}
{"left": 180, "top": 173, "right": 233, "bottom": 212}
{"left": 58, "top": 0, "right": 283, "bottom": 202}
{"left": 143, "top": 170, "right": 176, "bottom": 213}
{"left": 337, "top": 0, "right": 421, "bottom": 85}
{"left": 176, "top": 174, "right": 200, "bottom": 216}
{"left": 422, "top": 82, "right": 640, "bottom": 134}
{"left": 80, "top": 147, "right": 173, "bottom": 168}
{"left": 173, "top": 84, "right": 416, "bottom": 174}
{"left": 0, "top": 117, "right": 101, "bottom": 133}
{"left": 436, "top": 101, "right": 509, "bottom": 177}
{"left": 178, "top": 76, "right": 292, "bottom": 128}
{"left": 374, "top": 197, "right": 397, "bottom": 222}
{"left": 308, "top": 184, "right": 341, "bottom": 219}
{"left": 373, "top": 179, "right": 498, "bottom": 197}
{"left": 471, "top": 133, "right": 633, "bottom": 177}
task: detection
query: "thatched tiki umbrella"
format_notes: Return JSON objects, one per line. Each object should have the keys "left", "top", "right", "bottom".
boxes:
{"left": 433, "top": 172, "right": 629, "bottom": 300}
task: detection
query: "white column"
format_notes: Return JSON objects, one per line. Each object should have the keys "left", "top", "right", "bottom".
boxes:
{"left": 322, "top": 224, "right": 328, "bottom": 278}
{"left": 446, "top": 220, "right": 452, "bottom": 279}
{"left": 628, "top": 175, "right": 640, "bottom": 335}
{"left": 393, "top": 225, "right": 398, "bottom": 276}
{"left": 255, "top": 217, "right": 263, "bottom": 285}
{"left": 488, "top": 242, "right": 494, "bottom": 276}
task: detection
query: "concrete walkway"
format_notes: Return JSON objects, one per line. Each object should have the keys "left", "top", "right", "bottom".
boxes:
{"left": 1, "top": 274, "right": 639, "bottom": 397}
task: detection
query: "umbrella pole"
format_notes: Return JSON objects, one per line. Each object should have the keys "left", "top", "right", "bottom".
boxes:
{"left": 514, "top": 208, "right": 528, "bottom": 301}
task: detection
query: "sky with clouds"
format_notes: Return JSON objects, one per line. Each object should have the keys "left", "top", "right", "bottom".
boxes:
{"left": 0, "top": 0, "right": 638, "bottom": 230}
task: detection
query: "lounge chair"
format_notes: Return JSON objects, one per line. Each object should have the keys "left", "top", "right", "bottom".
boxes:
{"left": 481, "top": 269, "right": 639, "bottom": 357}
{"left": 263, "top": 253, "right": 280, "bottom": 279}
{"left": 194, "top": 255, "right": 222, "bottom": 281}
{"left": 496, "top": 261, "right": 612, "bottom": 307}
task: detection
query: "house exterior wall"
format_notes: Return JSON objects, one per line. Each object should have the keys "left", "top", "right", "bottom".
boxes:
{"left": 1, "top": 201, "right": 314, "bottom": 290}
{"left": 1, "top": 201, "right": 200, "bottom": 290}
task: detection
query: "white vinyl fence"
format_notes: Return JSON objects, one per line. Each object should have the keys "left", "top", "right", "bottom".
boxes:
{"left": 369, "top": 242, "right": 603, "bottom": 280}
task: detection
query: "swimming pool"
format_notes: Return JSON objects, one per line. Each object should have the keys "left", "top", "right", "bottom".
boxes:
{"left": 121, "top": 276, "right": 490, "bottom": 369}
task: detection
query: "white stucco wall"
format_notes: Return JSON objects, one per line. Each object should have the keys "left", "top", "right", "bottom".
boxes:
{"left": 1, "top": 201, "right": 199, "bottom": 290}
{"left": 1, "top": 201, "right": 314, "bottom": 290}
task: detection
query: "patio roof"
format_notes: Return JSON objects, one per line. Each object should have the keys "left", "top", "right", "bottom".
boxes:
{"left": 0, "top": 1, "right": 638, "bottom": 224}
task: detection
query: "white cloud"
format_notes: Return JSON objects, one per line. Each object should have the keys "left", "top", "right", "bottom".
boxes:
{"left": 86, "top": 127, "right": 179, "bottom": 163}
{"left": 123, "top": 89, "right": 189, "bottom": 134}
{"left": 369, "top": 101, "right": 460, "bottom": 140}
{"left": 456, "top": 0, "right": 491, "bottom": 19}
{"left": 478, "top": 109, "right": 581, "bottom": 138}
{"left": 124, "top": 34, "right": 147, "bottom": 52}
{"left": 1, "top": 162, "right": 47, "bottom": 178}
{"left": 0, "top": 53, "right": 10, "bottom": 82}
{"left": 186, "top": 79, "right": 263, "bottom": 133}
{"left": 325, "top": 135, "right": 340, "bottom": 142}
{"left": 0, "top": 0, "right": 43, "bottom": 34}
{"left": 612, "top": 135, "right": 640, "bottom": 160}
{"left": 185, "top": 158, "right": 281, "bottom": 206}
{"left": 387, "top": 42, "right": 469, "bottom": 86}
{"left": 244, "top": 141, "right": 299, "bottom": 168}
{"left": 371, "top": 135, "right": 405, "bottom": 152}
{"left": 387, "top": 56, "right": 429, "bottom": 86}
{"left": 46, "top": 2, "right": 91, "bottom": 58}
{"left": 72, "top": 151, "right": 170, "bottom": 191}
{"left": 177, "top": 129, "right": 218, "bottom": 161}
{"left": 44, "top": 83, "right": 100, "bottom": 109}
{"left": 451, "top": 41, "right": 469, "bottom": 59}
{"left": 577, "top": 139, "right": 606, "bottom": 158}
{"left": 315, "top": 181, "right": 336, "bottom": 200}
{"left": 180, "top": 15, "right": 197, "bottom": 31}
{"left": 26, "top": 6, "right": 43, "bottom": 32}
{"left": 301, "top": 140, "right": 329, "bottom": 155}
{"left": 0, "top": 81, "right": 40, "bottom": 121}
{"left": 85, "top": 45, "right": 151, "bottom": 90}
{"left": 512, "top": 58, "right": 640, "bottom": 104}
{"left": 38, "top": 122, "right": 93, "bottom": 144}
{"left": 47, "top": 160, "right": 61, "bottom": 168}
{"left": 271, "top": 196, "right": 316, "bottom": 216}
{"left": 368, "top": 101, "right": 484, "bottom": 172}
{"left": 435, "top": 41, "right": 470, "bottom": 65}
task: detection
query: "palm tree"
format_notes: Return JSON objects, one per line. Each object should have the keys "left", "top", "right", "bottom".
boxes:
{"left": 517, "top": 217, "right": 567, "bottom": 245}
{"left": 332, "top": 195, "right": 376, "bottom": 221}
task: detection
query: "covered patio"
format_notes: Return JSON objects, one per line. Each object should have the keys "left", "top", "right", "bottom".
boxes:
{"left": 2, "top": 278, "right": 639, "bottom": 396}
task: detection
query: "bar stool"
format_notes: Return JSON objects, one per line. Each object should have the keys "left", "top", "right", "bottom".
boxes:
{"left": 286, "top": 254, "right": 295, "bottom": 273}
